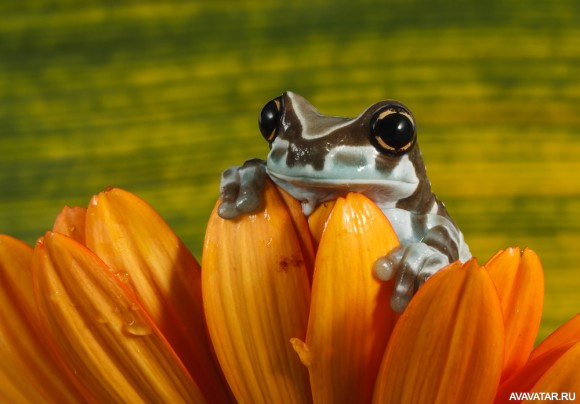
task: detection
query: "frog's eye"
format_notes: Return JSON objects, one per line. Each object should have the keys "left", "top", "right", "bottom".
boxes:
{"left": 369, "top": 106, "right": 416, "bottom": 156}
{"left": 258, "top": 96, "right": 283, "bottom": 142}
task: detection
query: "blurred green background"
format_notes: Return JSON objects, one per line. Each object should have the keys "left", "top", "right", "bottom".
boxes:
{"left": 1, "top": 0, "right": 578, "bottom": 340}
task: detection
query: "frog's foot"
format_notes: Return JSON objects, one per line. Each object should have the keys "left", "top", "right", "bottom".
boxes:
{"left": 373, "top": 243, "right": 449, "bottom": 313}
{"left": 218, "top": 159, "right": 267, "bottom": 219}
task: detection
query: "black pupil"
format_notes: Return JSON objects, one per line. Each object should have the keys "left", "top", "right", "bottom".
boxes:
{"left": 374, "top": 113, "right": 414, "bottom": 150}
{"left": 258, "top": 99, "right": 280, "bottom": 140}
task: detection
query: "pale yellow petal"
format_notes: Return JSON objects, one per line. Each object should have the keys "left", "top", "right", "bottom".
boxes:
{"left": 202, "top": 179, "right": 311, "bottom": 403}
{"left": 85, "top": 188, "right": 231, "bottom": 402}
{"left": 306, "top": 193, "right": 400, "bottom": 403}
{"left": 33, "top": 232, "right": 205, "bottom": 403}
{"left": 373, "top": 260, "right": 504, "bottom": 404}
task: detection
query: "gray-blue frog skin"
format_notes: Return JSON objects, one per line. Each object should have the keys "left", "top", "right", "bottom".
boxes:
{"left": 218, "top": 91, "right": 471, "bottom": 312}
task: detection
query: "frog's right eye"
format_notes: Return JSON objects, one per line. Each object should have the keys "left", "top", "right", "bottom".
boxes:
{"left": 369, "top": 105, "right": 416, "bottom": 156}
{"left": 259, "top": 97, "right": 283, "bottom": 142}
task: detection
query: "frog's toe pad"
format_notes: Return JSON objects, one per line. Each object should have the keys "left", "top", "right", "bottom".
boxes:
{"left": 374, "top": 243, "right": 449, "bottom": 313}
{"left": 217, "top": 201, "right": 239, "bottom": 219}
{"left": 373, "top": 251, "right": 402, "bottom": 281}
{"left": 236, "top": 190, "right": 261, "bottom": 213}
{"left": 218, "top": 159, "right": 267, "bottom": 219}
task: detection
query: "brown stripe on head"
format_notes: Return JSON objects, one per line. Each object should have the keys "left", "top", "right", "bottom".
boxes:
{"left": 394, "top": 145, "right": 436, "bottom": 214}
{"left": 276, "top": 93, "right": 414, "bottom": 171}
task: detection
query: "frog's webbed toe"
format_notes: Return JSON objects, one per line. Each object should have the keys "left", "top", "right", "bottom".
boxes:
{"left": 218, "top": 167, "right": 241, "bottom": 219}
{"left": 218, "top": 159, "right": 267, "bottom": 219}
{"left": 373, "top": 243, "right": 449, "bottom": 313}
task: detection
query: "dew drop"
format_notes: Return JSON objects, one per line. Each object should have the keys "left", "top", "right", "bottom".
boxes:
{"left": 124, "top": 320, "right": 152, "bottom": 336}
{"left": 115, "top": 271, "right": 130, "bottom": 284}
{"left": 94, "top": 315, "right": 108, "bottom": 324}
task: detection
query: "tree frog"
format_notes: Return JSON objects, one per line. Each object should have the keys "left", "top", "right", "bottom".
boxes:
{"left": 218, "top": 91, "right": 471, "bottom": 312}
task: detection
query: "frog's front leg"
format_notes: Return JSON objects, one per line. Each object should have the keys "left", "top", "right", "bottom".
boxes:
{"left": 218, "top": 158, "right": 267, "bottom": 219}
{"left": 374, "top": 224, "right": 464, "bottom": 313}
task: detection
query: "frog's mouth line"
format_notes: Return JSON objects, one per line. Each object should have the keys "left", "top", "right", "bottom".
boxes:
{"left": 266, "top": 169, "right": 419, "bottom": 189}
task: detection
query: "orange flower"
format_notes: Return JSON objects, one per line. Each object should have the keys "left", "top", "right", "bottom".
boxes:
{"left": 0, "top": 183, "right": 577, "bottom": 402}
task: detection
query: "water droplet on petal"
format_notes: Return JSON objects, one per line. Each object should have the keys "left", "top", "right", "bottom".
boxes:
{"left": 115, "top": 271, "right": 130, "bottom": 284}
{"left": 95, "top": 315, "right": 108, "bottom": 324}
{"left": 124, "top": 320, "right": 152, "bottom": 336}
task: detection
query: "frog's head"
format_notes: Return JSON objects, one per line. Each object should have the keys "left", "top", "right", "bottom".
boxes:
{"left": 259, "top": 91, "right": 426, "bottom": 201}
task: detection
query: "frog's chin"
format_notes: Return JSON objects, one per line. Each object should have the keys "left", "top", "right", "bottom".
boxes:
{"left": 266, "top": 169, "right": 419, "bottom": 215}
{"left": 266, "top": 169, "right": 418, "bottom": 190}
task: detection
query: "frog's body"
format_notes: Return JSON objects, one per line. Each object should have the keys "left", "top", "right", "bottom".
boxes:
{"left": 219, "top": 92, "right": 470, "bottom": 311}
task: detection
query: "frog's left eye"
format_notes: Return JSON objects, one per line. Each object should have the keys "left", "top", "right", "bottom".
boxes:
{"left": 369, "top": 106, "right": 416, "bottom": 156}
{"left": 259, "top": 97, "right": 283, "bottom": 142}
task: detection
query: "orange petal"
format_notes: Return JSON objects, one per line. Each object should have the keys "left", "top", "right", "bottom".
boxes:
{"left": 0, "top": 354, "right": 47, "bottom": 403}
{"left": 307, "top": 200, "right": 335, "bottom": 247}
{"left": 0, "top": 235, "right": 37, "bottom": 324}
{"left": 530, "top": 314, "right": 580, "bottom": 361}
{"left": 202, "top": 179, "right": 311, "bottom": 403}
{"left": 373, "top": 259, "right": 504, "bottom": 404}
{"left": 33, "top": 232, "right": 205, "bottom": 402}
{"left": 305, "top": 193, "right": 400, "bottom": 403}
{"left": 85, "top": 188, "right": 231, "bottom": 402}
{"left": 528, "top": 341, "right": 580, "bottom": 397}
{"left": 495, "top": 314, "right": 580, "bottom": 402}
{"left": 485, "top": 247, "right": 544, "bottom": 380}
{"left": 52, "top": 205, "right": 87, "bottom": 244}
{"left": 494, "top": 341, "right": 578, "bottom": 403}
{"left": 0, "top": 235, "right": 83, "bottom": 402}
{"left": 276, "top": 185, "right": 316, "bottom": 282}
